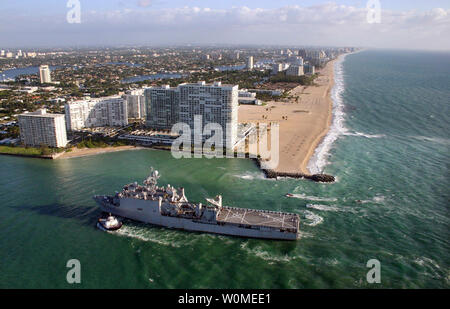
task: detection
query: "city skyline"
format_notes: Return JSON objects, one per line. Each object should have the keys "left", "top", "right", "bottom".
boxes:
{"left": 0, "top": 1, "right": 449, "bottom": 50}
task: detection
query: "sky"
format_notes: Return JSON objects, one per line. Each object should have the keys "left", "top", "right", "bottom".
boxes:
{"left": 0, "top": 0, "right": 449, "bottom": 50}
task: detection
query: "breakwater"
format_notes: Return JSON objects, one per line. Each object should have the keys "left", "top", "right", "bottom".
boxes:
{"left": 254, "top": 159, "right": 335, "bottom": 182}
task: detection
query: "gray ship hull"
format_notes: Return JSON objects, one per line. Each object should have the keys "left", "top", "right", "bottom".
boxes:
{"left": 95, "top": 196, "right": 298, "bottom": 240}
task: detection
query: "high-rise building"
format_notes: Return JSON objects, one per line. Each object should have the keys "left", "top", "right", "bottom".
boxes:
{"left": 145, "top": 85, "right": 179, "bottom": 130}
{"left": 179, "top": 81, "right": 238, "bottom": 148}
{"left": 247, "top": 56, "right": 254, "bottom": 70}
{"left": 65, "top": 96, "right": 128, "bottom": 131}
{"left": 286, "top": 65, "right": 305, "bottom": 76}
{"left": 288, "top": 55, "right": 304, "bottom": 66}
{"left": 305, "top": 64, "right": 315, "bottom": 75}
{"left": 145, "top": 81, "right": 239, "bottom": 148}
{"left": 298, "top": 49, "right": 307, "bottom": 59}
{"left": 272, "top": 63, "right": 284, "bottom": 74}
{"left": 39, "top": 65, "right": 51, "bottom": 84}
{"left": 124, "top": 89, "right": 146, "bottom": 120}
{"left": 18, "top": 109, "right": 68, "bottom": 148}
{"left": 235, "top": 52, "right": 240, "bottom": 60}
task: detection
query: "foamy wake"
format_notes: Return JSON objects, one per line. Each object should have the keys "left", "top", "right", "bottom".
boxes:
{"left": 240, "top": 242, "right": 305, "bottom": 263}
{"left": 114, "top": 225, "right": 182, "bottom": 248}
{"left": 414, "top": 257, "right": 441, "bottom": 269}
{"left": 359, "top": 195, "right": 386, "bottom": 204}
{"left": 290, "top": 193, "right": 337, "bottom": 202}
{"left": 307, "top": 54, "right": 348, "bottom": 174}
{"left": 233, "top": 171, "right": 268, "bottom": 180}
{"left": 303, "top": 210, "right": 324, "bottom": 226}
{"left": 306, "top": 203, "right": 340, "bottom": 212}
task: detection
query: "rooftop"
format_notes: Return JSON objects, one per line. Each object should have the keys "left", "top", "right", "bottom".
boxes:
{"left": 19, "top": 109, "right": 64, "bottom": 118}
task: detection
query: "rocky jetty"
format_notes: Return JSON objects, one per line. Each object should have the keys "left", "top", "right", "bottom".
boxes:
{"left": 254, "top": 160, "right": 335, "bottom": 183}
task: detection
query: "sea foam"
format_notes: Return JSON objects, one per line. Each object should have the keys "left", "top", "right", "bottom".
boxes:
{"left": 290, "top": 193, "right": 337, "bottom": 202}
{"left": 307, "top": 54, "right": 348, "bottom": 174}
{"left": 306, "top": 203, "right": 340, "bottom": 212}
{"left": 115, "top": 225, "right": 183, "bottom": 248}
{"left": 303, "top": 210, "right": 324, "bottom": 226}
{"left": 343, "top": 131, "right": 386, "bottom": 138}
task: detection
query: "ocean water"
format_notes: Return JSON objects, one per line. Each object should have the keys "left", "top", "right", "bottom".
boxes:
{"left": 0, "top": 50, "right": 448, "bottom": 288}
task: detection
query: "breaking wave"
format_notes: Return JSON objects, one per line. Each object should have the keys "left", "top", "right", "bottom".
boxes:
{"left": 306, "top": 52, "right": 386, "bottom": 175}
{"left": 343, "top": 131, "right": 386, "bottom": 138}
{"left": 307, "top": 54, "right": 348, "bottom": 174}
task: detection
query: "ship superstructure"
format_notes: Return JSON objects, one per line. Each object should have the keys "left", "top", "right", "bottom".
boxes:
{"left": 94, "top": 168, "right": 299, "bottom": 240}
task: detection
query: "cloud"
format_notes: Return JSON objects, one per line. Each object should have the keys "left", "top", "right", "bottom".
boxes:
{"left": 137, "top": 0, "right": 153, "bottom": 8}
{"left": 1, "top": 3, "right": 449, "bottom": 50}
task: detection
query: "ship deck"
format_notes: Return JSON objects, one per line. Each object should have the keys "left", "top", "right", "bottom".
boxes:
{"left": 217, "top": 207, "right": 299, "bottom": 231}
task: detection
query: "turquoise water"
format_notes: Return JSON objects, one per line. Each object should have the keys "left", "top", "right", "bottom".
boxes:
{"left": 0, "top": 50, "right": 448, "bottom": 288}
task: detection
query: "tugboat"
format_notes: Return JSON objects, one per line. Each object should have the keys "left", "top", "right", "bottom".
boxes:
{"left": 285, "top": 193, "right": 294, "bottom": 198}
{"left": 97, "top": 214, "right": 123, "bottom": 231}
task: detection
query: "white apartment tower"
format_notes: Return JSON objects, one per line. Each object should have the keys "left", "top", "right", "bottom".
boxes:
{"left": 145, "top": 82, "right": 239, "bottom": 148}
{"left": 247, "top": 56, "right": 254, "bottom": 70}
{"left": 179, "top": 81, "right": 238, "bottom": 148}
{"left": 18, "top": 109, "right": 68, "bottom": 148}
{"left": 65, "top": 96, "right": 128, "bottom": 131}
{"left": 124, "top": 89, "right": 146, "bottom": 120}
{"left": 39, "top": 65, "right": 52, "bottom": 83}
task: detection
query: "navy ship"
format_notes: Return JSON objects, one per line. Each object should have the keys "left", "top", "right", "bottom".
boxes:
{"left": 93, "top": 168, "right": 299, "bottom": 240}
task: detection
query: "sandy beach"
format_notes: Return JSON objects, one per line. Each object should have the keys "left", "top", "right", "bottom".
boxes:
{"left": 56, "top": 146, "right": 142, "bottom": 159}
{"left": 239, "top": 58, "right": 337, "bottom": 174}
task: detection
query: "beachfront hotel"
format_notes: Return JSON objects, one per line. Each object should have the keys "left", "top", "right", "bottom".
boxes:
{"left": 39, "top": 65, "right": 51, "bottom": 84}
{"left": 18, "top": 109, "right": 68, "bottom": 148}
{"left": 145, "top": 81, "right": 239, "bottom": 148}
{"left": 65, "top": 96, "right": 128, "bottom": 131}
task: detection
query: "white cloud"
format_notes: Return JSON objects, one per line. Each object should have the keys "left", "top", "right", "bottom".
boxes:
{"left": 1, "top": 3, "right": 449, "bottom": 49}
{"left": 137, "top": 0, "right": 153, "bottom": 8}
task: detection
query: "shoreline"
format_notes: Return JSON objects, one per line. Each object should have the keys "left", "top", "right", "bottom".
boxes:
{"left": 300, "top": 61, "right": 336, "bottom": 174}
{"left": 3, "top": 54, "right": 349, "bottom": 182}
{"left": 239, "top": 56, "right": 342, "bottom": 176}
{"left": 0, "top": 145, "right": 143, "bottom": 160}
{"left": 56, "top": 145, "right": 143, "bottom": 159}
{"left": 305, "top": 53, "right": 348, "bottom": 174}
